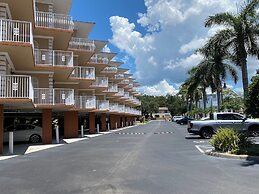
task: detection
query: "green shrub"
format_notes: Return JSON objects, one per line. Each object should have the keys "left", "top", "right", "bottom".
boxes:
{"left": 209, "top": 128, "right": 253, "bottom": 154}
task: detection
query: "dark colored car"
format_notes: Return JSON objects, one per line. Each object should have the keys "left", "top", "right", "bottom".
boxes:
{"left": 177, "top": 117, "right": 193, "bottom": 125}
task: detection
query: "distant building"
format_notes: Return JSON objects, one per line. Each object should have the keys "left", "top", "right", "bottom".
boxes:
{"left": 153, "top": 107, "right": 172, "bottom": 120}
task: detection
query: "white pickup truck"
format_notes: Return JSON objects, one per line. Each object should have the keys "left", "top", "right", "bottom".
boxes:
{"left": 187, "top": 112, "right": 259, "bottom": 139}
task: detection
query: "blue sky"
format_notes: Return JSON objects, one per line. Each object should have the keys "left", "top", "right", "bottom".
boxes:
{"left": 70, "top": 0, "right": 259, "bottom": 96}
{"left": 70, "top": 0, "right": 146, "bottom": 74}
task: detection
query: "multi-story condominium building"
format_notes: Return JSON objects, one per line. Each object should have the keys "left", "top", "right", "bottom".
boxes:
{"left": 0, "top": 0, "right": 141, "bottom": 154}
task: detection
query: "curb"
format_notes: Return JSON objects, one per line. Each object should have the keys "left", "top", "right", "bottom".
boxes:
{"left": 205, "top": 151, "right": 259, "bottom": 160}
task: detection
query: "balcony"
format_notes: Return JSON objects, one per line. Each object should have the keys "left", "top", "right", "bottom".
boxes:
{"left": 114, "top": 88, "right": 124, "bottom": 97}
{"left": 118, "top": 105, "right": 125, "bottom": 113}
{"left": 122, "top": 92, "right": 130, "bottom": 99}
{"left": 91, "top": 77, "right": 108, "bottom": 88}
{"left": 69, "top": 37, "right": 95, "bottom": 51}
{"left": 120, "top": 79, "right": 130, "bottom": 85}
{"left": 89, "top": 54, "right": 109, "bottom": 64}
{"left": 35, "top": 11, "right": 74, "bottom": 30}
{"left": 114, "top": 74, "right": 124, "bottom": 79}
{"left": 125, "top": 107, "right": 131, "bottom": 114}
{"left": 70, "top": 67, "right": 95, "bottom": 80}
{"left": 34, "top": 88, "right": 74, "bottom": 106}
{"left": 109, "top": 103, "right": 119, "bottom": 112}
{"left": 0, "top": 19, "right": 33, "bottom": 44}
{"left": 0, "top": 75, "right": 33, "bottom": 99}
{"left": 105, "top": 83, "right": 118, "bottom": 93}
{"left": 34, "top": 49, "right": 73, "bottom": 67}
{"left": 75, "top": 96, "right": 96, "bottom": 109}
{"left": 128, "top": 83, "right": 133, "bottom": 88}
{"left": 96, "top": 100, "right": 109, "bottom": 111}
{"left": 101, "top": 66, "right": 117, "bottom": 74}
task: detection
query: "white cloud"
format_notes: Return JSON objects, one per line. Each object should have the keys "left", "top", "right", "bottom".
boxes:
{"left": 102, "top": 45, "right": 111, "bottom": 52}
{"left": 109, "top": 0, "right": 258, "bottom": 96}
{"left": 139, "top": 80, "right": 178, "bottom": 96}
{"left": 179, "top": 37, "right": 207, "bottom": 54}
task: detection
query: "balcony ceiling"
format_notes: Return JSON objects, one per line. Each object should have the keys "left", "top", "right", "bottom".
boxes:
{"left": 78, "top": 82, "right": 94, "bottom": 90}
{"left": 0, "top": 99, "right": 34, "bottom": 109}
{"left": 33, "top": 28, "right": 73, "bottom": 50}
{"left": 99, "top": 72, "right": 117, "bottom": 78}
{"left": 109, "top": 61, "right": 123, "bottom": 67}
{"left": 101, "top": 52, "right": 117, "bottom": 61}
{"left": 94, "top": 40, "right": 108, "bottom": 53}
{"left": 2, "top": 0, "right": 34, "bottom": 22}
{"left": 84, "top": 63, "right": 107, "bottom": 74}
{"left": 35, "top": 66, "right": 74, "bottom": 82}
{"left": 73, "top": 21, "right": 95, "bottom": 39}
{"left": 117, "top": 68, "right": 129, "bottom": 73}
{"left": 52, "top": 0, "right": 72, "bottom": 15}
{"left": 0, "top": 44, "right": 34, "bottom": 71}
{"left": 72, "top": 51, "right": 95, "bottom": 65}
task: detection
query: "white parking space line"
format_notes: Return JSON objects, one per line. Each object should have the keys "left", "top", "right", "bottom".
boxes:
{"left": 25, "top": 144, "right": 64, "bottom": 155}
{"left": 195, "top": 145, "right": 213, "bottom": 154}
{"left": 0, "top": 155, "right": 19, "bottom": 161}
{"left": 193, "top": 140, "right": 206, "bottom": 143}
{"left": 195, "top": 145, "right": 205, "bottom": 154}
{"left": 63, "top": 137, "right": 88, "bottom": 144}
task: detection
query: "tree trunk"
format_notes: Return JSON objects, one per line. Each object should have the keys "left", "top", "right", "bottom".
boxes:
{"left": 240, "top": 55, "right": 249, "bottom": 98}
{"left": 216, "top": 89, "right": 221, "bottom": 112}
{"left": 202, "top": 88, "right": 207, "bottom": 110}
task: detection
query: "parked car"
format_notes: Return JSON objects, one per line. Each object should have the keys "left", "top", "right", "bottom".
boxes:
{"left": 172, "top": 116, "right": 183, "bottom": 122}
{"left": 187, "top": 112, "right": 259, "bottom": 139}
{"left": 177, "top": 117, "right": 193, "bottom": 125}
{"left": 4, "top": 124, "right": 42, "bottom": 143}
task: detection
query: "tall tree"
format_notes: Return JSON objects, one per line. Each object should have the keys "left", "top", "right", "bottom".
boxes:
{"left": 198, "top": 43, "right": 239, "bottom": 111}
{"left": 205, "top": 0, "right": 259, "bottom": 97}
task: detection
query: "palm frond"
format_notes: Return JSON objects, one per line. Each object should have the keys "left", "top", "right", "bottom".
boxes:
{"left": 205, "top": 13, "right": 236, "bottom": 28}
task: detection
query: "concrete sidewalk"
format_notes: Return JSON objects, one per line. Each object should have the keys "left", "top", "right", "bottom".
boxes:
{"left": 0, "top": 123, "right": 141, "bottom": 160}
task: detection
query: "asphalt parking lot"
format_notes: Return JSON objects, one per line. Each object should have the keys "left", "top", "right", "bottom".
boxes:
{"left": 0, "top": 121, "right": 259, "bottom": 194}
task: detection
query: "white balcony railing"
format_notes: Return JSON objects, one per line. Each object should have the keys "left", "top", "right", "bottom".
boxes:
{"left": 122, "top": 92, "right": 130, "bottom": 99}
{"left": 89, "top": 54, "right": 109, "bottom": 64}
{"left": 0, "top": 19, "right": 33, "bottom": 44}
{"left": 114, "top": 74, "right": 124, "bottom": 79}
{"left": 96, "top": 100, "right": 109, "bottom": 110}
{"left": 34, "top": 49, "right": 73, "bottom": 67}
{"left": 35, "top": 11, "right": 74, "bottom": 30}
{"left": 105, "top": 83, "right": 118, "bottom": 93}
{"left": 91, "top": 77, "right": 108, "bottom": 87}
{"left": 0, "top": 75, "right": 34, "bottom": 99}
{"left": 118, "top": 105, "right": 125, "bottom": 113}
{"left": 34, "top": 88, "right": 74, "bottom": 105}
{"left": 125, "top": 107, "right": 131, "bottom": 114}
{"left": 70, "top": 67, "right": 95, "bottom": 79}
{"left": 69, "top": 37, "right": 95, "bottom": 51}
{"left": 109, "top": 103, "right": 119, "bottom": 112}
{"left": 120, "top": 79, "right": 130, "bottom": 85}
{"left": 75, "top": 96, "right": 96, "bottom": 109}
{"left": 115, "top": 88, "right": 124, "bottom": 96}
{"left": 128, "top": 83, "right": 133, "bottom": 88}
{"left": 101, "top": 66, "right": 117, "bottom": 74}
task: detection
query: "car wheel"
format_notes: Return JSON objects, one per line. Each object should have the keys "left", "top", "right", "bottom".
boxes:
{"left": 249, "top": 126, "right": 259, "bottom": 137}
{"left": 29, "top": 134, "right": 41, "bottom": 143}
{"left": 200, "top": 128, "right": 213, "bottom": 139}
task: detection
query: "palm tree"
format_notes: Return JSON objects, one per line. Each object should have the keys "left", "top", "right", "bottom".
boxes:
{"left": 198, "top": 43, "right": 239, "bottom": 111}
{"left": 205, "top": 0, "right": 259, "bottom": 97}
{"left": 183, "top": 66, "right": 210, "bottom": 111}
